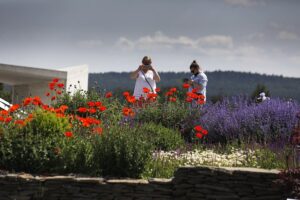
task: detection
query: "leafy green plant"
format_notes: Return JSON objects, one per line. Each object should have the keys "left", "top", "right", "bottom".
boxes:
{"left": 22, "top": 109, "right": 70, "bottom": 137}
{"left": 135, "top": 101, "right": 190, "bottom": 129}
{"left": 138, "top": 122, "right": 184, "bottom": 151}
{"left": 92, "top": 125, "right": 152, "bottom": 178}
{"left": 142, "top": 155, "right": 182, "bottom": 178}
{"left": 0, "top": 109, "right": 70, "bottom": 173}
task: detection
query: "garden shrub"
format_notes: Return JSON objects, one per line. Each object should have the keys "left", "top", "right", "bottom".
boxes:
{"left": 197, "top": 96, "right": 300, "bottom": 145}
{"left": 22, "top": 109, "right": 70, "bottom": 137}
{"left": 59, "top": 136, "right": 94, "bottom": 174}
{"left": 138, "top": 122, "right": 185, "bottom": 151}
{"left": 92, "top": 125, "right": 152, "bottom": 178}
{"left": 0, "top": 109, "right": 70, "bottom": 173}
{"left": 135, "top": 102, "right": 190, "bottom": 129}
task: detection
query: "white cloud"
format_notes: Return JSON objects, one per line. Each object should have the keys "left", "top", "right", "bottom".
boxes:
{"left": 116, "top": 31, "right": 233, "bottom": 50}
{"left": 78, "top": 40, "right": 103, "bottom": 48}
{"left": 278, "top": 31, "right": 299, "bottom": 41}
{"left": 116, "top": 37, "right": 135, "bottom": 50}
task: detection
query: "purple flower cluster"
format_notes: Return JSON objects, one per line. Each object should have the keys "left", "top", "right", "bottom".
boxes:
{"left": 197, "top": 96, "right": 300, "bottom": 144}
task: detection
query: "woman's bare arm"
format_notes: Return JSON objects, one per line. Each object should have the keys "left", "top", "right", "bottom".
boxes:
{"left": 130, "top": 65, "right": 142, "bottom": 79}
{"left": 149, "top": 66, "right": 161, "bottom": 82}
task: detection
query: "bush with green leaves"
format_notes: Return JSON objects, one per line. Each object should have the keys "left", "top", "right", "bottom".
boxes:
{"left": 59, "top": 136, "right": 94, "bottom": 174}
{"left": 0, "top": 109, "right": 69, "bottom": 173}
{"left": 92, "top": 125, "right": 152, "bottom": 178}
{"left": 135, "top": 101, "right": 190, "bottom": 129}
{"left": 138, "top": 122, "right": 185, "bottom": 151}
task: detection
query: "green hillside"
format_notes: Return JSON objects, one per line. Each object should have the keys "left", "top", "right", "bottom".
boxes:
{"left": 89, "top": 71, "right": 300, "bottom": 101}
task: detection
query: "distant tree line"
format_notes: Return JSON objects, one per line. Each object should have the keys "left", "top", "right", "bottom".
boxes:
{"left": 89, "top": 71, "right": 300, "bottom": 102}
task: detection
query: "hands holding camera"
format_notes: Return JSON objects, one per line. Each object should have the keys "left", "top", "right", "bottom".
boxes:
{"left": 138, "top": 64, "right": 155, "bottom": 72}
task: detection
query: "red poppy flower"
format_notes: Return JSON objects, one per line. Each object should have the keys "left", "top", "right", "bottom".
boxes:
{"left": 123, "top": 107, "right": 135, "bottom": 117}
{"left": 9, "top": 104, "right": 20, "bottom": 113}
{"left": 143, "top": 87, "right": 150, "bottom": 93}
{"left": 52, "top": 78, "right": 59, "bottom": 83}
{"left": 60, "top": 105, "right": 68, "bottom": 113}
{"left": 23, "top": 98, "right": 32, "bottom": 106}
{"left": 64, "top": 131, "right": 73, "bottom": 138}
{"left": 51, "top": 96, "right": 56, "bottom": 101}
{"left": 170, "top": 88, "right": 177, "bottom": 93}
{"left": 195, "top": 133, "right": 203, "bottom": 139}
{"left": 202, "top": 129, "right": 208, "bottom": 135}
{"left": 89, "top": 108, "right": 97, "bottom": 114}
{"left": 49, "top": 82, "right": 56, "bottom": 90}
{"left": 194, "top": 125, "right": 203, "bottom": 132}
{"left": 78, "top": 107, "right": 87, "bottom": 113}
{"left": 95, "top": 101, "right": 102, "bottom": 107}
{"left": 198, "top": 94, "right": 205, "bottom": 100}
{"left": 0, "top": 110, "right": 9, "bottom": 116}
{"left": 123, "top": 91, "right": 130, "bottom": 97}
{"left": 182, "top": 83, "right": 190, "bottom": 89}
{"left": 126, "top": 96, "right": 136, "bottom": 104}
{"left": 5, "top": 117, "right": 12, "bottom": 123}
{"left": 98, "top": 106, "right": 107, "bottom": 112}
{"left": 56, "top": 90, "right": 62, "bottom": 95}
{"left": 186, "top": 92, "right": 199, "bottom": 99}
{"left": 192, "top": 88, "right": 199, "bottom": 93}
{"left": 105, "top": 92, "right": 113, "bottom": 98}
{"left": 46, "top": 92, "right": 50, "bottom": 97}
{"left": 155, "top": 88, "right": 161, "bottom": 92}
{"left": 0, "top": 116, "right": 4, "bottom": 122}
{"left": 147, "top": 93, "right": 158, "bottom": 100}
{"left": 87, "top": 101, "right": 95, "bottom": 107}
{"left": 197, "top": 99, "right": 205, "bottom": 105}
{"left": 57, "top": 83, "right": 64, "bottom": 88}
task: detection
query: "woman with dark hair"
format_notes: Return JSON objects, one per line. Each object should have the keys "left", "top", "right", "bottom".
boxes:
{"left": 130, "top": 56, "right": 160, "bottom": 100}
{"left": 188, "top": 60, "right": 208, "bottom": 106}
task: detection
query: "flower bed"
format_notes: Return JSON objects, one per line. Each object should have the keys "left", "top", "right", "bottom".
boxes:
{"left": 0, "top": 78, "right": 299, "bottom": 178}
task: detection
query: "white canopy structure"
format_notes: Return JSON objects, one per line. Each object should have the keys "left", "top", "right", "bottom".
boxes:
{"left": 0, "top": 63, "right": 88, "bottom": 105}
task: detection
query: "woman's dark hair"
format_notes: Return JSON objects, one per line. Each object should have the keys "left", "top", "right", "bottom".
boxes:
{"left": 190, "top": 60, "right": 200, "bottom": 69}
{"left": 142, "top": 56, "right": 152, "bottom": 65}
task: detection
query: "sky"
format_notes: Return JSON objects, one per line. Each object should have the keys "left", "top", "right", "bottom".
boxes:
{"left": 0, "top": 0, "right": 300, "bottom": 77}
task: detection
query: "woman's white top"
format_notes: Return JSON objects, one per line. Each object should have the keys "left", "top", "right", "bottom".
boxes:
{"left": 133, "top": 70, "right": 156, "bottom": 99}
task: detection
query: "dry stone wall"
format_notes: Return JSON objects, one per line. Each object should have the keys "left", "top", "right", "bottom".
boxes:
{"left": 0, "top": 166, "right": 286, "bottom": 200}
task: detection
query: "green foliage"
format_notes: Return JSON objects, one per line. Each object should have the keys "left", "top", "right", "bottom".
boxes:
{"left": 0, "top": 109, "right": 70, "bottom": 173}
{"left": 59, "top": 136, "right": 94, "bottom": 174}
{"left": 0, "top": 130, "right": 63, "bottom": 173}
{"left": 92, "top": 125, "right": 152, "bottom": 178}
{"left": 23, "top": 109, "right": 70, "bottom": 137}
{"left": 142, "top": 156, "right": 182, "bottom": 178}
{"left": 135, "top": 102, "right": 190, "bottom": 129}
{"left": 138, "top": 122, "right": 184, "bottom": 151}
{"left": 255, "top": 148, "right": 286, "bottom": 169}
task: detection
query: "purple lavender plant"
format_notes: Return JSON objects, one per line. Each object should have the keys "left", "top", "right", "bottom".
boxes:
{"left": 197, "top": 96, "right": 300, "bottom": 145}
